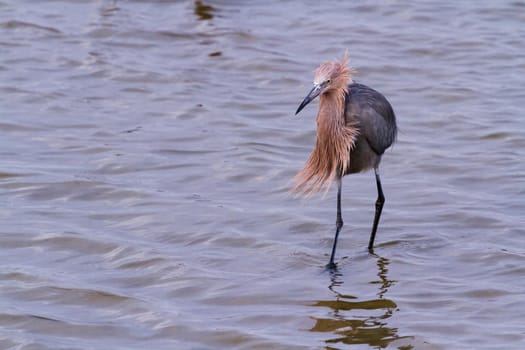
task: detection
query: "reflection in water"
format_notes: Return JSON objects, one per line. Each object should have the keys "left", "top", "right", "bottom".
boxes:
{"left": 194, "top": 1, "right": 215, "bottom": 21}
{"left": 310, "top": 256, "right": 412, "bottom": 349}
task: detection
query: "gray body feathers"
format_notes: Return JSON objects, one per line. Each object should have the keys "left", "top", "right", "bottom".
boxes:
{"left": 344, "top": 83, "right": 397, "bottom": 174}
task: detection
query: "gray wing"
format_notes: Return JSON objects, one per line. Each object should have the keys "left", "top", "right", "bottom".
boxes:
{"left": 344, "top": 83, "right": 397, "bottom": 155}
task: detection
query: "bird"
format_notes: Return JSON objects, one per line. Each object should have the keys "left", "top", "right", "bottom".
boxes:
{"left": 293, "top": 51, "right": 397, "bottom": 269}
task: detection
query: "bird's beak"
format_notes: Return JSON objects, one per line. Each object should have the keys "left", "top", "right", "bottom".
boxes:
{"left": 295, "top": 84, "right": 323, "bottom": 115}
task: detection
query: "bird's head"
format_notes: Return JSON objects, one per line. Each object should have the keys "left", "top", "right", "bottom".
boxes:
{"left": 296, "top": 51, "right": 353, "bottom": 115}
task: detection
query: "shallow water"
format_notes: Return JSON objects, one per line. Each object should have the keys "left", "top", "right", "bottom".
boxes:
{"left": 1, "top": 1, "right": 524, "bottom": 349}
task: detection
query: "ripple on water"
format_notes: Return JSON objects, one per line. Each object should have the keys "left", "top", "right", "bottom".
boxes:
{"left": 1, "top": 1, "right": 525, "bottom": 349}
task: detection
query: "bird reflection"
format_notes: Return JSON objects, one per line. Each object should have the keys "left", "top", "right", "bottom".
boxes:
{"left": 310, "top": 255, "right": 411, "bottom": 348}
{"left": 194, "top": 1, "right": 215, "bottom": 21}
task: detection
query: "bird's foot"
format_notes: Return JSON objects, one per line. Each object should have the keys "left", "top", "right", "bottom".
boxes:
{"left": 367, "top": 246, "right": 378, "bottom": 257}
{"left": 325, "top": 261, "right": 338, "bottom": 271}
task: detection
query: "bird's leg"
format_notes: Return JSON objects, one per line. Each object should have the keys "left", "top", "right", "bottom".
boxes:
{"left": 328, "top": 177, "right": 343, "bottom": 269}
{"left": 336, "top": 176, "right": 344, "bottom": 229}
{"left": 368, "top": 168, "right": 385, "bottom": 251}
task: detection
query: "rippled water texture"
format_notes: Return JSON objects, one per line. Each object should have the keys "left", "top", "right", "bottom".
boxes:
{"left": 1, "top": 1, "right": 524, "bottom": 349}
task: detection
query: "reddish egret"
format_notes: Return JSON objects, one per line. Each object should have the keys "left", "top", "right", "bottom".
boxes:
{"left": 293, "top": 52, "right": 397, "bottom": 268}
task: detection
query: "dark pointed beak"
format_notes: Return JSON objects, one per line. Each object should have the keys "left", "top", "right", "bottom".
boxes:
{"left": 295, "top": 84, "right": 323, "bottom": 115}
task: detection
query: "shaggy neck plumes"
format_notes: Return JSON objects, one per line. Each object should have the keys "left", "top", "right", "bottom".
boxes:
{"left": 293, "top": 86, "right": 358, "bottom": 195}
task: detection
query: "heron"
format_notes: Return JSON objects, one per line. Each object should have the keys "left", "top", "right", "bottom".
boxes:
{"left": 293, "top": 52, "right": 397, "bottom": 269}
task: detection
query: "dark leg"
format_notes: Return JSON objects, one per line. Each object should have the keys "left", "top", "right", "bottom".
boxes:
{"left": 328, "top": 177, "right": 343, "bottom": 269}
{"left": 368, "top": 168, "right": 385, "bottom": 251}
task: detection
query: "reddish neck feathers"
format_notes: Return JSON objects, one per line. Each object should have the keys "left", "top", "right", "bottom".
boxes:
{"left": 293, "top": 86, "right": 358, "bottom": 195}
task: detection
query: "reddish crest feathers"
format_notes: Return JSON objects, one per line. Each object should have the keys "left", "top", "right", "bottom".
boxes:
{"left": 292, "top": 51, "right": 358, "bottom": 196}
{"left": 313, "top": 51, "right": 353, "bottom": 89}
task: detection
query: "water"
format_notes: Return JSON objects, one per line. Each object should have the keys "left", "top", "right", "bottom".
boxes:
{"left": 1, "top": 1, "right": 524, "bottom": 349}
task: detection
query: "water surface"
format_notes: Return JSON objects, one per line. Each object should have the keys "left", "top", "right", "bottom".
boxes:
{"left": 1, "top": 1, "right": 524, "bottom": 349}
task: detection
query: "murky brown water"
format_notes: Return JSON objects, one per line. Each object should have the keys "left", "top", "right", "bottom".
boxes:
{"left": 1, "top": 1, "right": 525, "bottom": 349}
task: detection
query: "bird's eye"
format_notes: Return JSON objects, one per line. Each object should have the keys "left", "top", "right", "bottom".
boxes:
{"left": 326, "top": 79, "right": 332, "bottom": 84}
